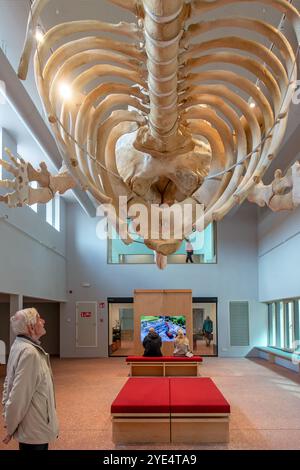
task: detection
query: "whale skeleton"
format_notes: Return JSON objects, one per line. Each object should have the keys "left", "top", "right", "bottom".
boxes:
{"left": 0, "top": 0, "right": 300, "bottom": 269}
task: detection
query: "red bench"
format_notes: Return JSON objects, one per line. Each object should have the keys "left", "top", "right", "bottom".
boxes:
{"left": 111, "top": 378, "right": 170, "bottom": 443}
{"left": 170, "top": 378, "right": 230, "bottom": 443}
{"left": 126, "top": 355, "right": 203, "bottom": 377}
{"left": 111, "top": 377, "right": 230, "bottom": 444}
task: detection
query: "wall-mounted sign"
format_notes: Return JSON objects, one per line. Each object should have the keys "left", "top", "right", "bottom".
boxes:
{"left": 80, "top": 311, "right": 92, "bottom": 318}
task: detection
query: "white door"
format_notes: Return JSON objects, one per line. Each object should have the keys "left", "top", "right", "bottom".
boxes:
{"left": 76, "top": 302, "right": 97, "bottom": 347}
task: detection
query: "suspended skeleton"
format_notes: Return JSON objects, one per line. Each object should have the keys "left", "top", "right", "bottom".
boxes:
{"left": 0, "top": 0, "right": 300, "bottom": 268}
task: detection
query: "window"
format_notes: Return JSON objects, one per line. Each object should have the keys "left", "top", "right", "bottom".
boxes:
{"left": 29, "top": 181, "right": 38, "bottom": 212}
{"left": 46, "top": 199, "right": 53, "bottom": 226}
{"left": 285, "top": 302, "right": 294, "bottom": 350}
{"left": 268, "top": 303, "right": 276, "bottom": 347}
{"left": 279, "top": 302, "right": 284, "bottom": 349}
{"left": 108, "top": 223, "right": 217, "bottom": 264}
{"left": 295, "top": 300, "right": 300, "bottom": 350}
{"left": 54, "top": 195, "right": 60, "bottom": 231}
{"left": 46, "top": 195, "right": 60, "bottom": 231}
{"left": 267, "top": 298, "right": 300, "bottom": 352}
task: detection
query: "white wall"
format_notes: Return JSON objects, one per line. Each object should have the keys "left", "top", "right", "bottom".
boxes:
{"left": 62, "top": 201, "right": 267, "bottom": 358}
{"left": 257, "top": 110, "right": 300, "bottom": 302}
{"left": 258, "top": 205, "right": 300, "bottom": 302}
{"left": 0, "top": 129, "right": 67, "bottom": 301}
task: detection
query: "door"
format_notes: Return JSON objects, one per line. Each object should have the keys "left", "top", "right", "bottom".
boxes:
{"left": 76, "top": 302, "right": 97, "bottom": 347}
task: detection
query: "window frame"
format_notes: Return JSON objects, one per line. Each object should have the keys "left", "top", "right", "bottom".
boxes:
{"left": 267, "top": 298, "right": 300, "bottom": 352}
{"left": 107, "top": 222, "right": 217, "bottom": 265}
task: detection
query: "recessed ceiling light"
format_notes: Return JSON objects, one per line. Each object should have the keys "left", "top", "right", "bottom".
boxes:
{"left": 250, "top": 102, "right": 256, "bottom": 108}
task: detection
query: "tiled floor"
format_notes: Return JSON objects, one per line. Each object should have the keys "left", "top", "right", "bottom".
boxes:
{"left": 1, "top": 356, "right": 300, "bottom": 450}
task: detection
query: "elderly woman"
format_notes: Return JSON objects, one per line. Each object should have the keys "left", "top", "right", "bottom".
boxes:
{"left": 2, "top": 308, "right": 59, "bottom": 450}
{"left": 173, "top": 329, "right": 190, "bottom": 357}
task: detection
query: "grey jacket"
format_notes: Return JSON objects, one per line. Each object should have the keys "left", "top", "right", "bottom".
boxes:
{"left": 2, "top": 336, "right": 59, "bottom": 444}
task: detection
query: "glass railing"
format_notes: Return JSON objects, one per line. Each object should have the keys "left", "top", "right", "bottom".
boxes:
{"left": 108, "top": 223, "right": 217, "bottom": 264}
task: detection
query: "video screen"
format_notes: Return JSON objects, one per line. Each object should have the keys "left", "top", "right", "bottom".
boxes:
{"left": 141, "top": 315, "right": 186, "bottom": 342}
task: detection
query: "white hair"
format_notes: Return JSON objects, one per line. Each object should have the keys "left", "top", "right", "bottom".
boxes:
{"left": 175, "top": 329, "right": 189, "bottom": 345}
{"left": 10, "top": 308, "right": 39, "bottom": 335}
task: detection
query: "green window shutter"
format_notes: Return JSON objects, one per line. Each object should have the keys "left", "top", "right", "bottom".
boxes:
{"left": 230, "top": 301, "right": 249, "bottom": 346}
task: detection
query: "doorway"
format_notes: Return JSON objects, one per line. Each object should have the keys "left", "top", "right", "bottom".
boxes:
{"left": 108, "top": 297, "right": 218, "bottom": 357}
{"left": 192, "top": 297, "right": 218, "bottom": 356}
{"left": 108, "top": 298, "right": 134, "bottom": 356}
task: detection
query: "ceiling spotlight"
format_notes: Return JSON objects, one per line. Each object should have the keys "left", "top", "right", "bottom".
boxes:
{"left": 250, "top": 102, "right": 256, "bottom": 108}
{"left": 59, "top": 83, "right": 72, "bottom": 100}
{"left": 35, "top": 27, "right": 44, "bottom": 43}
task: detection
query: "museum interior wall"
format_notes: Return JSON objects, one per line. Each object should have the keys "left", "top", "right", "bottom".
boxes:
{"left": 257, "top": 102, "right": 300, "bottom": 302}
{"left": 60, "top": 201, "right": 267, "bottom": 358}
{"left": 0, "top": 129, "right": 67, "bottom": 302}
{"left": 2, "top": 0, "right": 300, "bottom": 359}
{"left": 258, "top": 204, "right": 300, "bottom": 302}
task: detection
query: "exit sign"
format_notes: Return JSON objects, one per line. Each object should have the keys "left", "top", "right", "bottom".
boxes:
{"left": 80, "top": 312, "right": 92, "bottom": 318}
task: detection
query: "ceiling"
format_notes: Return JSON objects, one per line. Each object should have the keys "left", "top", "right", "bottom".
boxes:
{"left": 0, "top": 0, "right": 300, "bottom": 205}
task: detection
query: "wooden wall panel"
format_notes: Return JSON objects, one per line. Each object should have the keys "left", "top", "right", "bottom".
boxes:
{"left": 134, "top": 290, "right": 192, "bottom": 356}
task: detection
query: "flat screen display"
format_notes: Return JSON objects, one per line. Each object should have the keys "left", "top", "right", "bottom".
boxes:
{"left": 141, "top": 315, "right": 186, "bottom": 342}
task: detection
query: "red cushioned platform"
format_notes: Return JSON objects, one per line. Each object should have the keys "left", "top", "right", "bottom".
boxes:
{"left": 126, "top": 356, "right": 203, "bottom": 362}
{"left": 111, "top": 378, "right": 170, "bottom": 414}
{"left": 170, "top": 378, "right": 230, "bottom": 414}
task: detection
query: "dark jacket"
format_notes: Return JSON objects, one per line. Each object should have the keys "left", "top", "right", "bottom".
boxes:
{"left": 203, "top": 319, "right": 213, "bottom": 334}
{"left": 143, "top": 331, "right": 162, "bottom": 357}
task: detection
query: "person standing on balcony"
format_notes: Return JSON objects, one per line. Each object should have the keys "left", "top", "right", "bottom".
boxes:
{"left": 185, "top": 238, "right": 194, "bottom": 263}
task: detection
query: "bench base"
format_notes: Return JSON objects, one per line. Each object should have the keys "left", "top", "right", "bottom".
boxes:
{"left": 130, "top": 363, "right": 200, "bottom": 377}
{"left": 171, "top": 417, "right": 229, "bottom": 444}
{"left": 112, "top": 416, "right": 229, "bottom": 444}
{"left": 111, "top": 377, "right": 230, "bottom": 445}
{"left": 255, "top": 347, "right": 300, "bottom": 374}
{"left": 112, "top": 417, "right": 170, "bottom": 444}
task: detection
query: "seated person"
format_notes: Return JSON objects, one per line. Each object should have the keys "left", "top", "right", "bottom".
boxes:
{"left": 173, "top": 329, "right": 190, "bottom": 356}
{"left": 143, "top": 327, "right": 163, "bottom": 357}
